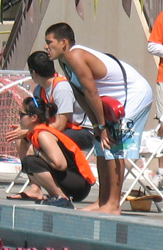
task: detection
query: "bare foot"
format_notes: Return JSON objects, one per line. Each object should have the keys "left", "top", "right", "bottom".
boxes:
{"left": 25, "top": 188, "right": 48, "bottom": 200}
{"left": 93, "top": 204, "right": 121, "bottom": 215}
{"left": 24, "top": 189, "right": 47, "bottom": 200}
{"left": 80, "top": 201, "right": 99, "bottom": 211}
{"left": 7, "top": 190, "right": 46, "bottom": 200}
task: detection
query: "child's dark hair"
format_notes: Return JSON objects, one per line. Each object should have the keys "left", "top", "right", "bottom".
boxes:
{"left": 22, "top": 96, "right": 58, "bottom": 125}
{"left": 27, "top": 51, "right": 55, "bottom": 77}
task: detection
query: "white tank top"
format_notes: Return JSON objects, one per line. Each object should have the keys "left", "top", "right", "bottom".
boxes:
{"left": 69, "top": 45, "right": 153, "bottom": 119}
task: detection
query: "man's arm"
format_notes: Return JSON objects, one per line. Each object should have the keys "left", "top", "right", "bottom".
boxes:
{"left": 70, "top": 83, "right": 98, "bottom": 126}
{"left": 65, "top": 49, "right": 111, "bottom": 149}
{"left": 66, "top": 51, "right": 105, "bottom": 125}
{"left": 148, "top": 42, "right": 163, "bottom": 57}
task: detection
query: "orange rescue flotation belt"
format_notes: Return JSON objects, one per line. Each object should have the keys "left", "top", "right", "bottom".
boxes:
{"left": 27, "top": 124, "right": 96, "bottom": 185}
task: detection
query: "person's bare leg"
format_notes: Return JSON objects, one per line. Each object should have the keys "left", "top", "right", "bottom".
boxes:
{"left": 152, "top": 125, "right": 163, "bottom": 187}
{"left": 94, "top": 158, "right": 125, "bottom": 214}
{"left": 9, "top": 170, "right": 68, "bottom": 200}
{"left": 157, "top": 126, "right": 163, "bottom": 170}
{"left": 23, "top": 182, "right": 46, "bottom": 199}
{"left": 158, "top": 157, "right": 163, "bottom": 168}
{"left": 9, "top": 177, "right": 46, "bottom": 200}
{"left": 33, "top": 171, "right": 68, "bottom": 199}
{"left": 158, "top": 124, "right": 163, "bottom": 168}
{"left": 11, "top": 140, "right": 45, "bottom": 199}
{"left": 81, "top": 156, "right": 102, "bottom": 211}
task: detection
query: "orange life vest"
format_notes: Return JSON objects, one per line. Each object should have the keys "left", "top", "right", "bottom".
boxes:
{"left": 27, "top": 124, "right": 96, "bottom": 185}
{"left": 40, "top": 73, "right": 82, "bottom": 130}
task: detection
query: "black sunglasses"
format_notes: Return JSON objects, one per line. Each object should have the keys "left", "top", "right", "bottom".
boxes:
{"left": 19, "top": 111, "right": 31, "bottom": 119}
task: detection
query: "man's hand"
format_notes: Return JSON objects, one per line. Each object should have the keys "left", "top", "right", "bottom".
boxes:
{"left": 6, "top": 124, "right": 28, "bottom": 142}
{"left": 94, "top": 127, "right": 115, "bottom": 150}
{"left": 101, "top": 129, "right": 116, "bottom": 150}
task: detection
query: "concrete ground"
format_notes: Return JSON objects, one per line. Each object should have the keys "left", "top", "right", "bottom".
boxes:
{"left": 1, "top": 159, "right": 163, "bottom": 249}
{"left": 1, "top": 169, "right": 163, "bottom": 217}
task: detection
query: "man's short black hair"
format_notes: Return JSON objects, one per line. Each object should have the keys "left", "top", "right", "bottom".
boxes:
{"left": 27, "top": 51, "right": 55, "bottom": 77}
{"left": 45, "top": 23, "right": 75, "bottom": 46}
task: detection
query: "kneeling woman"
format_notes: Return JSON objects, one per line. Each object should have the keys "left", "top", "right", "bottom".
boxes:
{"left": 20, "top": 97, "right": 95, "bottom": 208}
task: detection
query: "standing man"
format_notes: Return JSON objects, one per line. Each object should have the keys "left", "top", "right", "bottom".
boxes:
{"left": 44, "top": 22, "right": 153, "bottom": 214}
{"left": 148, "top": 11, "right": 163, "bottom": 189}
{"left": 6, "top": 51, "right": 94, "bottom": 200}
